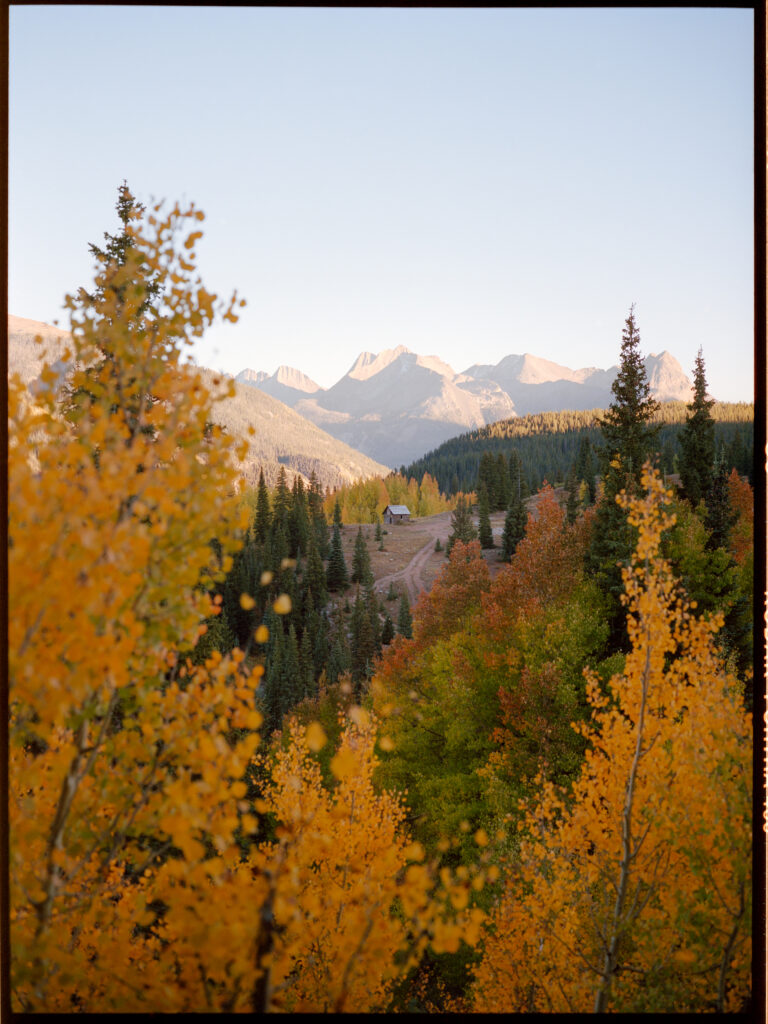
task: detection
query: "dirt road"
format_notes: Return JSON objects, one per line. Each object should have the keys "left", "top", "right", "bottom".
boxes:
{"left": 373, "top": 512, "right": 453, "bottom": 606}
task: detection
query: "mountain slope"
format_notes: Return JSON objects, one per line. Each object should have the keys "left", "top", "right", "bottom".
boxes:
{"left": 239, "top": 346, "right": 693, "bottom": 467}
{"left": 8, "top": 316, "right": 390, "bottom": 492}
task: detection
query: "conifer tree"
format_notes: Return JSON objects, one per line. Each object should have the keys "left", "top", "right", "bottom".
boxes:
{"left": 254, "top": 467, "right": 271, "bottom": 543}
{"left": 705, "top": 448, "right": 737, "bottom": 551}
{"left": 397, "top": 595, "right": 413, "bottom": 639}
{"left": 272, "top": 466, "right": 292, "bottom": 532}
{"left": 565, "top": 467, "right": 580, "bottom": 524}
{"left": 679, "top": 347, "right": 716, "bottom": 506}
{"left": 588, "top": 306, "right": 660, "bottom": 642}
{"left": 326, "top": 522, "right": 349, "bottom": 592}
{"left": 333, "top": 496, "right": 343, "bottom": 527}
{"left": 596, "top": 305, "right": 660, "bottom": 487}
{"left": 477, "top": 485, "right": 494, "bottom": 549}
{"left": 494, "top": 451, "right": 511, "bottom": 511}
{"left": 351, "top": 527, "right": 373, "bottom": 586}
{"left": 381, "top": 614, "right": 395, "bottom": 646}
{"left": 305, "top": 533, "right": 328, "bottom": 609}
{"left": 501, "top": 490, "right": 527, "bottom": 562}
{"left": 446, "top": 495, "right": 477, "bottom": 555}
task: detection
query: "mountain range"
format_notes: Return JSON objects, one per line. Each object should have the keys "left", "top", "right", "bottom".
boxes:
{"left": 237, "top": 345, "right": 693, "bottom": 467}
{"left": 8, "top": 315, "right": 695, "bottom": 478}
{"left": 7, "top": 315, "right": 390, "bottom": 491}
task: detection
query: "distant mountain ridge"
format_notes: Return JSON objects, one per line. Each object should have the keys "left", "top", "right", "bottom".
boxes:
{"left": 8, "top": 316, "right": 391, "bottom": 491}
{"left": 238, "top": 346, "right": 693, "bottom": 466}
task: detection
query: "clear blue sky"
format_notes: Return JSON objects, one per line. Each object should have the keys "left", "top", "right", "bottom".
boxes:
{"left": 9, "top": 6, "right": 755, "bottom": 401}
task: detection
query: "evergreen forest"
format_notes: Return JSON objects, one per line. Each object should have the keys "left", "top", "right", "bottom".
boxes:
{"left": 8, "top": 189, "right": 756, "bottom": 1014}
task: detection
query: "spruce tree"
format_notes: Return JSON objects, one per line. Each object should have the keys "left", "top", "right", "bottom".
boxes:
{"left": 596, "top": 305, "right": 660, "bottom": 487}
{"left": 333, "top": 497, "right": 343, "bottom": 527}
{"left": 501, "top": 491, "right": 527, "bottom": 562}
{"left": 705, "top": 448, "right": 737, "bottom": 551}
{"left": 326, "top": 522, "right": 349, "bottom": 592}
{"left": 679, "top": 347, "right": 716, "bottom": 506}
{"left": 397, "top": 595, "right": 413, "bottom": 639}
{"left": 254, "top": 467, "right": 271, "bottom": 543}
{"left": 478, "top": 485, "right": 494, "bottom": 548}
{"left": 446, "top": 495, "right": 477, "bottom": 554}
{"left": 351, "top": 527, "right": 373, "bottom": 586}
{"left": 381, "top": 613, "right": 395, "bottom": 646}
{"left": 589, "top": 306, "right": 660, "bottom": 645}
{"left": 565, "top": 467, "right": 580, "bottom": 525}
{"left": 495, "top": 452, "right": 511, "bottom": 511}
{"left": 272, "top": 466, "right": 292, "bottom": 532}
{"left": 305, "top": 533, "right": 328, "bottom": 609}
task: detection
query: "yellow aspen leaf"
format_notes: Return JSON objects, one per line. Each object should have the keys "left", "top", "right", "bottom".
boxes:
{"left": 305, "top": 722, "right": 327, "bottom": 752}
{"left": 239, "top": 593, "right": 255, "bottom": 611}
{"left": 272, "top": 594, "right": 291, "bottom": 615}
{"left": 329, "top": 747, "right": 356, "bottom": 780}
{"left": 260, "top": 570, "right": 273, "bottom": 586}
{"left": 378, "top": 735, "right": 395, "bottom": 752}
{"left": 474, "top": 828, "right": 489, "bottom": 847}
{"left": 254, "top": 624, "right": 269, "bottom": 644}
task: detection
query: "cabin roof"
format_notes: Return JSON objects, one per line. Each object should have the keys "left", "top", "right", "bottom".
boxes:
{"left": 384, "top": 505, "right": 410, "bottom": 515}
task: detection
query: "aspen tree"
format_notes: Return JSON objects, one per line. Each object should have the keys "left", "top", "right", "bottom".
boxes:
{"left": 472, "top": 466, "right": 752, "bottom": 1013}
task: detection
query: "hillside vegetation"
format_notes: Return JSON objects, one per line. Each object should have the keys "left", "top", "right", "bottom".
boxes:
{"left": 9, "top": 189, "right": 753, "bottom": 1014}
{"left": 403, "top": 402, "right": 754, "bottom": 494}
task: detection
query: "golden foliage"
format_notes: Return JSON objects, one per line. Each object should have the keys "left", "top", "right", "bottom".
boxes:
{"left": 472, "top": 466, "right": 752, "bottom": 1014}
{"left": 8, "top": 196, "right": 486, "bottom": 1013}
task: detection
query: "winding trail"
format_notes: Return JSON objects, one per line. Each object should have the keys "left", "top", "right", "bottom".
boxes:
{"left": 372, "top": 513, "right": 452, "bottom": 606}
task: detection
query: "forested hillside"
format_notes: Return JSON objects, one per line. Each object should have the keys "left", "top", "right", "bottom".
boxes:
{"left": 403, "top": 402, "right": 754, "bottom": 495}
{"left": 9, "top": 190, "right": 754, "bottom": 1014}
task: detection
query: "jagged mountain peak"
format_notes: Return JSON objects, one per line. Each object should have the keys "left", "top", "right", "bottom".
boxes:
{"left": 236, "top": 368, "right": 270, "bottom": 385}
{"left": 347, "top": 345, "right": 412, "bottom": 381}
{"left": 273, "top": 365, "right": 320, "bottom": 393}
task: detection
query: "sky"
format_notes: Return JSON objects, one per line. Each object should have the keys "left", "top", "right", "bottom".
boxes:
{"left": 9, "top": 6, "right": 756, "bottom": 401}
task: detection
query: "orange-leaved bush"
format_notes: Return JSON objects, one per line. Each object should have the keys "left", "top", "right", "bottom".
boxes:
{"left": 471, "top": 465, "right": 752, "bottom": 1014}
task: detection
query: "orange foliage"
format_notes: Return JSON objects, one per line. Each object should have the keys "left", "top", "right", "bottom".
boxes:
{"left": 412, "top": 539, "right": 491, "bottom": 648}
{"left": 726, "top": 468, "right": 753, "bottom": 568}
{"left": 8, "top": 197, "right": 487, "bottom": 1013}
{"left": 472, "top": 467, "right": 752, "bottom": 1013}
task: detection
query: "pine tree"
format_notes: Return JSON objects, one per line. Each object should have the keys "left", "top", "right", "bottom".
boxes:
{"left": 478, "top": 485, "right": 494, "bottom": 549}
{"left": 288, "top": 475, "right": 310, "bottom": 557}
{"left": 397, "top": 596, "right": 413, "bottom": 639}
{"left": 326, "top": 522, "right": 349, "bottom": 592}
{"left": 272, "top": 466, "right": 292, "bottom": 532}
{"left": 501, "top": 490, "right": 527, "bottom": 562}
{"left": 574, "top": 436, "right": 597, "bottom": 504}
{"left": 381, "top": 614, "right": 395, "bottom": 646}
{"left": 565, "top": 467, "right": 580, "bottom": 525}
{"left": 494, "top": 452, "right": 511, "bottom": 511}
{"left": 254, "top": 468, "right": 271, "bottom": 543}
{"left": 446, "top": 495, "right": 477, "bottom": 554}
{"left": 589, "top": 306, "right": 661, "bottom": 643}
{"left": 333, "top": 497, "right": 343, "bottom": 527}
{"left": 679, "top": 347, "right": 716, "bottom": 506}
{"left": 596, "top": 305, "right": 660, "bottom": 487}
{"left": 305, "top": 532, "right": 328, "bottom": 609}
{"left": 351, "top": 527, "right": 374, "bottom": 586}
{"left": 705, "top": 448, "right": 737, "bottom": 551}
{"left": 508, "top": 449, "right": 528, "bottom": 502}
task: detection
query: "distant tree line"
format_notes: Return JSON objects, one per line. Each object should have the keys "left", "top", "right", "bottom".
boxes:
{"left": 402, "top": 401, "right": 753, "bottom": 497}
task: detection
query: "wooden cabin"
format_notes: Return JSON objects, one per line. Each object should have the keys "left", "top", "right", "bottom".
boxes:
{"left": 383, "top": 504, "right": 411, "bottom": 524}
